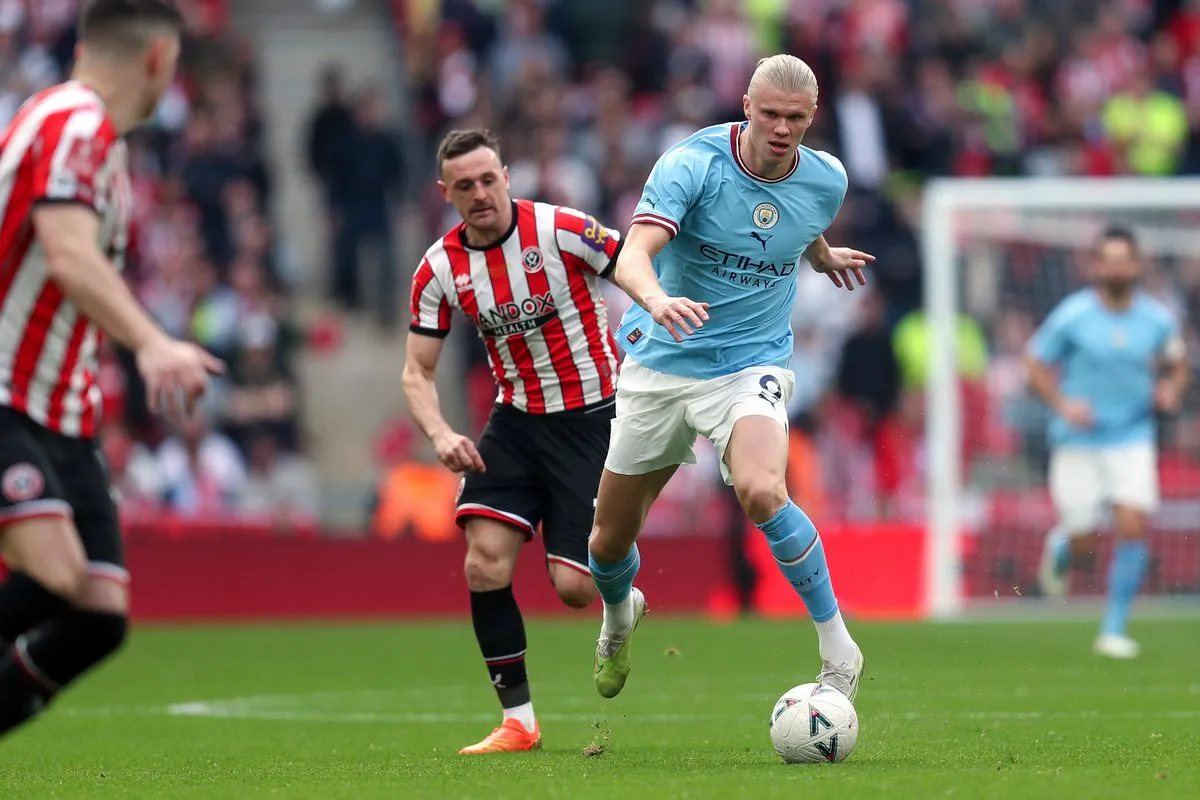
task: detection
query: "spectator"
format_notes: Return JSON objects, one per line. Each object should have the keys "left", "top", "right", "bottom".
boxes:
{"left": 835, "top": 290, "right": 901, "bottom": 430}
{"left": 222, "top": 315, "right": 300, "bottom": 453}
{"left": 236, "top": 428, "right": 321, "bottom": 527}
{"left": 1102, "top": 66, "right": 1189, "bottom": 175}
{"left": 157, "top": 407, "right": 248, "bottom": 517}
{"left": 100, "top": 422, "right": 165, "bottom": 514}
{"left": 305, "top": 63, "right": 355, "bottom": 214}
{"left": 331, "top": 85, "right": 404, "bottom": 327}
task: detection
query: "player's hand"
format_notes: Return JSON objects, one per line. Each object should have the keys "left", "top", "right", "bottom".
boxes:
{"left": 647, "top": 295, "right": 710, "bottom": 343}
{"left": 1055, "top": 397, "right": 1094, "bottom": 429}
{"left": 812, "top": 247, "right": 874, "bottom": 292}
{"left": 432, "top": 431, "right": 486, "bottom": 473}
{"left": 1155, "top": 381, "right": 1183, "bottom": 413}
{"left": 136, "top": 337, "right": 225, "bottom": 419}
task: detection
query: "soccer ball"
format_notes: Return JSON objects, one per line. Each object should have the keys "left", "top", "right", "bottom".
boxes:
{"left": 769, "top": 682, "right": 858, "bottom": 764}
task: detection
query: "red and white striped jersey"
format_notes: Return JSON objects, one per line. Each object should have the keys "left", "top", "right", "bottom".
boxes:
{"left": 410, "top": 199, "right": 622, "bottom": 414}
{"left": 0, "top": 81, "right": 131, "bottom": 439}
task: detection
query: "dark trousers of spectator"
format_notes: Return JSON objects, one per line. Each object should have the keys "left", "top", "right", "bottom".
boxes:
{"left": 333, "top": 210, "right": 398, "bottom": 328}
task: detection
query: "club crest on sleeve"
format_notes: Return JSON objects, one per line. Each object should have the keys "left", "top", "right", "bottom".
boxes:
{"left": 2, "top": 463, "right": 45, "bottom": 503}
{"left": 521, "top": 246, "right": 545, "bottom": 273}
{"left": 753, "top": 202, "right": 779, "bottom": 230}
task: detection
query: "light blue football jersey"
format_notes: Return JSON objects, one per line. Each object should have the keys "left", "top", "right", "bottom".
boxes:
{"left": 1029, "top": 289, "right": 1181, "bottom": 447}
{"left": 618, "top": 122, "right": 848, "bottom": 380}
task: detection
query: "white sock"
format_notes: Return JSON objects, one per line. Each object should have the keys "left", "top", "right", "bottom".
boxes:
{"left": 503, "top": 701, "right": 536, "bottom": 731}
{"left": 814, "top": 611, "right": 858, "bottom": 665}
{"left": 602, "top": 594, "right": 635, "bottom": 637}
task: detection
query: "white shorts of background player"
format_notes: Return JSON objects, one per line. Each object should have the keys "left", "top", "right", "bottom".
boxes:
{"left": 1049, "top": 441, "right": 1160, "bottom": 534}
{"left": 604, "top": 357, "right": 796, "bottom": 485}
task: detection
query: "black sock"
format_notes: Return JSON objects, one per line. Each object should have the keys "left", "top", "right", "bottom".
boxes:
{"left": 0, "top": 571, "right": 71, "bottom": 643}
{"left": 470, "top": 586, "right": 531, "bottom": 709}
{"left": 0, "top": 610, "right": 128, "bottom": 739}
{"left": 0, "top": 633, "right": 58, "bottom": 738}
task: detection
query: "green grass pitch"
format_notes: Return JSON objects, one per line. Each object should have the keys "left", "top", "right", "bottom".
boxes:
{"left": 1, "top": 615, "right": 1197, "bottom": 799}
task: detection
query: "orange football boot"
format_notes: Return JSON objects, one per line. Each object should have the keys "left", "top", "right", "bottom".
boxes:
{"left": 457, "top": 718, "right": 542, "bottom": 754}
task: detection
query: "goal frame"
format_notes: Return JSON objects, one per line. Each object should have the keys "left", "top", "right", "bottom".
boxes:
{"left": 919, "top": 177, "right": 1200, "bottom": 619}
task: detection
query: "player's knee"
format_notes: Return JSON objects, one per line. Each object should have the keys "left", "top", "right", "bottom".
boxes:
{"left": 81, "top": 611, "right": 129, "bottom": 663}
{"left": 50, "top": 610, "right": 129, "bottom": 683}
{"left": 464, "top": 545, "right": 515, "bottom": 591}
{"left": 552, "top": 572, "right": 596, "bottom": 609}
{"left": 588, "top": 527, "right": 627, "bottom": 564}
{"left": 1112, "top": 506, "right": 1147, "bottom": 540}
{"left": 733, "top": 474, "right": 788, "bottom": 524}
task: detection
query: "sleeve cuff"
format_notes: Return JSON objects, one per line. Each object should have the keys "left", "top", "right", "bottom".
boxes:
{"left": 630, "top": 212, "right": 679, "bottom": 239}
{"left": 409, "top": 325, "right": 450, "bottom": 339}
{"left": 32, "top": 197, "right": 100, "bottom": 214}
{"left": 599, "top": 239, "right": 624, "bottom": 280}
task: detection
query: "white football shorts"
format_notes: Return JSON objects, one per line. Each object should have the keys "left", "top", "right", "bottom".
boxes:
{"left": 604, "top": 357, "right": 795, "bottom": 485}
{"left": 1049, "top": 441, "right": 1160, "bottom": 533}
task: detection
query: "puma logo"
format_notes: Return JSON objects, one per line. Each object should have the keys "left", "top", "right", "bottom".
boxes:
{"left": 750, "top": 231, "right": 772, "bottom": 251}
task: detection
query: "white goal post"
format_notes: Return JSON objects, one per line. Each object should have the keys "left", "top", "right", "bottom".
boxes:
{"left": 920, "top": 177, "right": 1200, "bottom": 619}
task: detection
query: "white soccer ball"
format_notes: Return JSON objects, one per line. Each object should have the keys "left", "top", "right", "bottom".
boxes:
{"left": 769, "top": 682, "right": 858, "bottom": 764}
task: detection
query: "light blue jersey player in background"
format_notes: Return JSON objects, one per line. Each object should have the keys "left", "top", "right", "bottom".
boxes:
{"left": 1028, "top": 226, "right": 1188, "bottom": 660}
{"left": 589, "top": 55, "right": 875, "bottom": 702}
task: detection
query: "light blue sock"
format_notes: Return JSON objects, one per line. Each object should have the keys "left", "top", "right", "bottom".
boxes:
{"left": 1048, "top": 525, "right": 1071, "bottom": 576}
{"left": 1101, "top": 540, "right": 1149, "bottom": 637}
{"left": 758, "top": 501, "right": 838, "bottom": 622}
{"left": 589, "top": 545, "right": 640, "bottom": 605}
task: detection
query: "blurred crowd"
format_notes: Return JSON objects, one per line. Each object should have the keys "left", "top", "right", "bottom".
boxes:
{"left": 1, "top": 0, "right": 318, "bottom": 527}
{"left": 390, "top": 0, "right": 1200, "bottom": 530}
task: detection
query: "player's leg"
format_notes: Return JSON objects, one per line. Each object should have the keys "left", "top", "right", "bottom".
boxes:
{"left": 1094, "top": 443, "right": 1159, "bottom": 659}
{"left": 724, "top": 415, "right": 862, "bottom": 699}
{"left": 0, "top": 420, "right": 85, "bottom": 654}
{"left": 588, "top": 361, "right": 697, "bottom": 698}
{"left": 588, "top": 466, "right": 673, "bottom": 697}
{"left": 701, "top": 368, "right": 862, "bottom": 700}
{"left": 460, "top": 517, "right": 544, "bottom": 751}
{"left": 536, "top": 405, "right": 610, "bottom": 611}
{"left": 454, "top": 408, "right": 545, "bottom": 753}
{"left": 0, "top": 439, "right": 127, "bottom": 738}
{"left": 1039, "top": 447, "right": 1104, "bottom": 598}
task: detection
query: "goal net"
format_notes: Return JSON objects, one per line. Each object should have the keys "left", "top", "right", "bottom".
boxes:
{"left": 921, "top": 178, "right": 1200, "bottom": 618}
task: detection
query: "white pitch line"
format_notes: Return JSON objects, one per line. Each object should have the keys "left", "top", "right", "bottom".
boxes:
{"left": 164, "top": 703, "right": 732, "bottom": 724}
{"left": 56, "top": 698, "right": 1200, "bottom": 725}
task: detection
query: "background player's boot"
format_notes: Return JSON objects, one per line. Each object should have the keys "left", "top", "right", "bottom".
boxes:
{"left": 458, "top": 718, "right": 541, "bottom": 754}
{"left": 594, "top": 587, "right": 646, "bottom": 699}
{"left": 1037, "top": 530, "right": 1071, "bottom": 598}
{"left": 1094, "top": 633, "right": 1140, "bottom": 660}
{"left": 816, "top": 645, "right": 864, "bottom": 702}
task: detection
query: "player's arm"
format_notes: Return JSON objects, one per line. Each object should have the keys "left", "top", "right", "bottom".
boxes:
{"left": 802, "top": 153, "right": 874, "bottom": 290}
{"left": 33, "top": 205, "right": 223, "bottom": 415}
{"left": 1025, "top": 306, "right": 1092, "bottom": 428}
{"left": 402, "top": 255, "right": 482, "bottom": 471}
{"left": 401, "top": 330, "right": 485, "bottom": 473}
{"left": 1154, "top": 328, "right": 1189, "bottom": 413}
{"left": 803, "top": 235, "right": 872, "bottom": 290}
{"left": 611, "top": 223, "right": 709, "bottom": 343}
{"left": 612, "top": 223, "right": 709, "bottom": 341}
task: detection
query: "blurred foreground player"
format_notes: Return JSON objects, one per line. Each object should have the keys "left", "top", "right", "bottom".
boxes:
{"left": 1029, "top": 226, "right": 1187, "bottom": 659}
{"left": 585, "top": 55, "right": 874, "bottom": 703}
{"left": 402, "top": 129, "right": 623, "bottom": 753}
{"left": 0, "top": 0, "right": 223, "bottom": 739}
